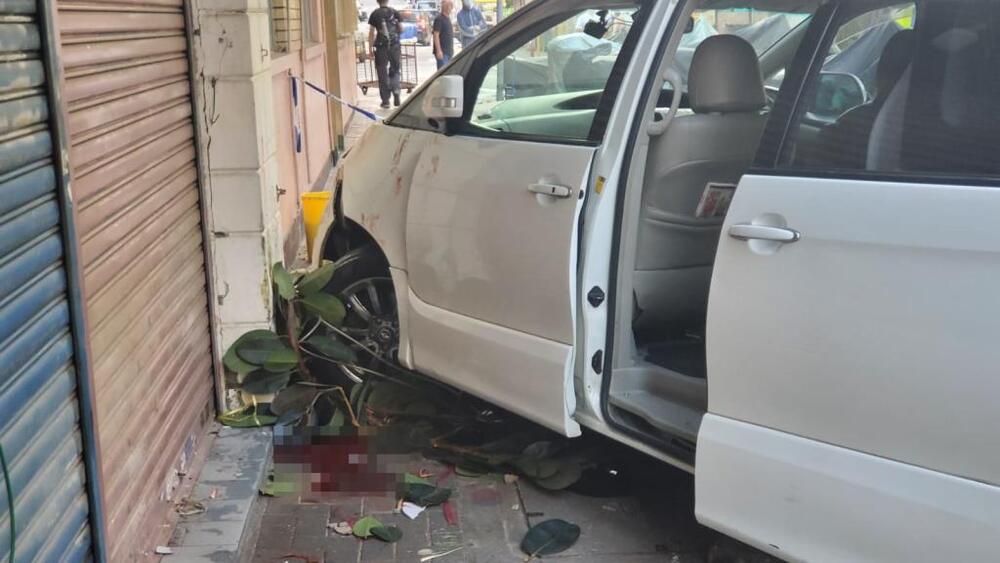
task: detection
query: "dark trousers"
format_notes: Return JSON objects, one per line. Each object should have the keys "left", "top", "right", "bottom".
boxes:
{"left": 374, "top": 43, "right": 401, "bottom": 104}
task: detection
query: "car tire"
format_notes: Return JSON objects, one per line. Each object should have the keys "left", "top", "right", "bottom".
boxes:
{"left": 324, "top": 246, "right": 398, "bottom": 384}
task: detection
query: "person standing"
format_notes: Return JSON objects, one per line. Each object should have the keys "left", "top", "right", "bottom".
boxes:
{"left": 433, "top": 0, "right": 455, "bottom": 69}
{"left": 368, "top": 0, "right": 403, "bottom": 108}
{"left": 456, "top": 0, "right": 486, "bottom": 49}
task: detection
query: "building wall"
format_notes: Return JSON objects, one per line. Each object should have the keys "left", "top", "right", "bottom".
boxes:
{"left": 191, "top": 0, "right": 351, "bottom": 401}
{"left": 263, "top": 0, "right": 334, "bottom": 261}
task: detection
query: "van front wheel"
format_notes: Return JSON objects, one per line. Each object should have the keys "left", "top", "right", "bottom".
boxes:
{"left": 324, "top": 246, "right": 398, "bottom": 384}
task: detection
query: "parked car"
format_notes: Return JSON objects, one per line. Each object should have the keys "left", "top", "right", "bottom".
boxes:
{"left": 389, "top": 7, "right": 422, "bottom": 43}
{"left": 314, "top": 0, "right": 1000, "bottom": 560}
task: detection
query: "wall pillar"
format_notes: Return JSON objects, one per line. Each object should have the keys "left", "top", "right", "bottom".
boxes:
{"left": 189, "top": 0, "right": 283, "bottom": 402}
{"left": 325, "top": 0, "right": 360, "bottom": 154}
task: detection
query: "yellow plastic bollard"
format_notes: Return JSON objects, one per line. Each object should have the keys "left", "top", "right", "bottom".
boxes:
{"left": 301, "top": 192, "right": 332, "bottom": 259}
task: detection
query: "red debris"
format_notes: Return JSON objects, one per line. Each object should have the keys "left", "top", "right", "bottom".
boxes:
{"left": 442, "top": 500, "right": 459, "bottom": 526}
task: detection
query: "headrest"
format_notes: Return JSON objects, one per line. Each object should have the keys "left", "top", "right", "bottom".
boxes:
{"left": 875, "top": 29, "right": 915, "bottom": 98}
{"left": 688, "top": 35, "right": 766, "bottom": 113}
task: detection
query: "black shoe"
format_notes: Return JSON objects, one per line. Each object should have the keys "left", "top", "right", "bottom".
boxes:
{"left": 380, "top": 101, "right": 390, "bottom": 109}
{"left": 393, "top": 93, "right": 401, "bottom": 107}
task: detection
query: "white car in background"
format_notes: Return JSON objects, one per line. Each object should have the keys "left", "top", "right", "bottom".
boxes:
{"left": 314, "top": 0, "right": 1000, "bottom": 560}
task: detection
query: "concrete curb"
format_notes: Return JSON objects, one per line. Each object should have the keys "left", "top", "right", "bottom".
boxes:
{"left": 165, "top": 426, "right": 273, "bottom": 562}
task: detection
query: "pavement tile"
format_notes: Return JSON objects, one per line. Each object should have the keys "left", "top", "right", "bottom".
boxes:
{"left": 293, "top": 503, "right": 333, "bottom": 538}
{"left": 516, "top": 480, "right": 695, "bottom": 559}
{"left": 162, "top": 545, "right": 239, "bottom": 563}
{"left": 453, "top": 475, "right": 526, "bottom": 563}
{"left": 177, "top": 521, "right": 248, "bottom": 547}
{"left": 324, "top": 534, "right": 363, "bottom": 562}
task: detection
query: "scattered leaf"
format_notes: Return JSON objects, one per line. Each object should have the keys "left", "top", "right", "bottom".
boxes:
{"left": 218, "top": 405, "right": 277, "bottom": 427}
{"left": 297, "top": 262, "right": 337, "bottom": 296}
{"left": 240, "top": 370, "right": 291, "bottom": 395}
{"left": 531, "top": 461, "right": 584, "bottom": 491}
{"left": 455, "top": 465, "right": 488, "bottom": 478}
{"left": 273, "top": 263, "right": 296, "bottom": 300}
{"left": 370, "top": 525, "right": 403, "bottom": 543}
{"left": 304, "top": 335, "right": 357, "bottom": 363}
{"left": 404, "top": 483, "right": 452, "bottom": 506}
{"left": 271, "top": 384, "right": 321, "bottom": 416}
{"left": 300, "top": 293, "right": 347, "bottom": 326}
{"left": 514, "top": 458, "right": 561, "bottom": 480}
{"left": 520, "top": 519, "right": 581, "bottom": 557}
{"left": 352, "top": 515, "right": 383, "bottom": 538}
{"left": 404, "top": 472, "right": 431, "bottom": 485}
{"left": 275, "top": 409, "right": 306, "bottom": 427}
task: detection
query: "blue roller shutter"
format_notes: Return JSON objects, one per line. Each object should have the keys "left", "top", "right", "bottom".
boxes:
{"left": 0, "top": 1, "right": 97, "bottom": 561}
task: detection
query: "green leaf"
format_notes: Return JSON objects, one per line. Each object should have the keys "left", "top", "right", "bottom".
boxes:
{"left": 404, "top": 473, "right": 431, "bottom": 485}
{"left": 403, "top": 483, "right": 451, "bottom": 506}
{"left": 275, "top": 410, "right": 305, "bottom": 426}
{"left": 370, "top": 526, "right": 403, "bottom": 543}
{"left": 270, "top": 384, "right": 321, "bottom": 416}
{"left": 455, "top": 465, "right": 488, "bottom": 478}
{"left": 217, "top": 406, "right": 277, "bottom": 427}
{"left": 304, "top": 335, "right": 357, "bottom": 363}
{"left": 530, "top": 461, "right": 583, "bottom": 491}
{"left": 328, "top": 407, "right": 347, "bottom": 428}
{"left": 262, "top": 347, "right": 300, "bottom": 373}
{"left": 240, "top": 370, "right": 291, "bottom": 395}
{"left": 296, "top": 262, "right": 337, "bottom": 296}
{"left": 514, "top": 458, "right": 561, "bottom": 480}
{"left": 237, "top": 337, "right": 293, "bottom": 366}
{"left": 520, "top": 519, "right": 581, "bottom": 557}
{"left": 352, "top": 516, "right": 383, "bottom": 539}
{"left": 272, "top": 263, "right": 296, "bottom": 300}
{"left": 223, "top": 330, "right": 282, "bottom": 374}
{"left": 300, "top": 293, "right": 347, "bottom": 326}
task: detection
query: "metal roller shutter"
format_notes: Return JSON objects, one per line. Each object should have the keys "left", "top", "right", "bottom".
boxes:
{"left": 0, "top": 1, "right": 96, "bottom": 561}
{"left": 56, "top": 0, "right": 214, "bottom": 558}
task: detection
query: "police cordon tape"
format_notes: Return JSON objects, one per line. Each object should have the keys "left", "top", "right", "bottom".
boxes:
{"left": 291, "top": 75, "right": 380, "bottom": 122}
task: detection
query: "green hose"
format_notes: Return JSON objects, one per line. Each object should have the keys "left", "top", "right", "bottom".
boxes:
{"left": 0, "top": 442, "right": 13, "bottom": 563}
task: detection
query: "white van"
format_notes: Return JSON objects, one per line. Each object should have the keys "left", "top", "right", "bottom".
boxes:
{"left": 313, "top": 0, "right": 1000, "bottom": 559}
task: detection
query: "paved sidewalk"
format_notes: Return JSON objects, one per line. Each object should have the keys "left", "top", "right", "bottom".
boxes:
{"left": 344, "top": 43, "right": 444, "bottom": 149}
{"left": 247, "top": 450, "right": 774, "bottom": 563}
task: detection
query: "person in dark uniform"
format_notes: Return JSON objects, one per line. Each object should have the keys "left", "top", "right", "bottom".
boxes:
{"left": 368, "top": 0, "right": 403, "bottom": 108}
{"left": 433, "top": 0, "right": 455, "bottom": 69}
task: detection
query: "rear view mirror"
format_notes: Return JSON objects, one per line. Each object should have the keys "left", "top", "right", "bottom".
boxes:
{"left": 810, "top": 71, "right": 868, "bottom": 121}
{"left": 422, "top": 75, "right": 464, "bottom": 120}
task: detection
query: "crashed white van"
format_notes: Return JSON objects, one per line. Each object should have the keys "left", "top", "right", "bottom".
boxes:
{"left": 313, "top": 0, "right": 1000, "bottom": 559}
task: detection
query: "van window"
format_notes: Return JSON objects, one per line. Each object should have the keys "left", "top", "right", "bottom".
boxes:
{"left": 670, "top": 9, "right": 812, "bottom": 95}
{"left": 462, "top": 6, "right": 645, "bottom": 143}
{"left": 781, "top": 0, "right": 1000, "bottom": 178}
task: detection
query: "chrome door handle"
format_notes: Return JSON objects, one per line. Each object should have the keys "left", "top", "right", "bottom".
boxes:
{"left": 729, "top": 224, "right": 801, "bottom": 243}
{"left": 528, "top": 183, "right": 572, "bottom": 198}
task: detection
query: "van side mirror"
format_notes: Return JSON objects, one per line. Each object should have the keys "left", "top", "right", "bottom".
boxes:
{"left": 422, "top": 75, "right": 464, "bottom": 120}
{"left": 809, "top": 71, "right": 868, "bottom": 121}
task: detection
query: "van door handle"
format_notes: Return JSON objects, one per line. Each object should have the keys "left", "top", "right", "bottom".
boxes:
{"left": 528, "top": 183, "right": 573, "bottom": 198}
{"left": 729, "top": 224, "right": 801, "bottom": 243}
